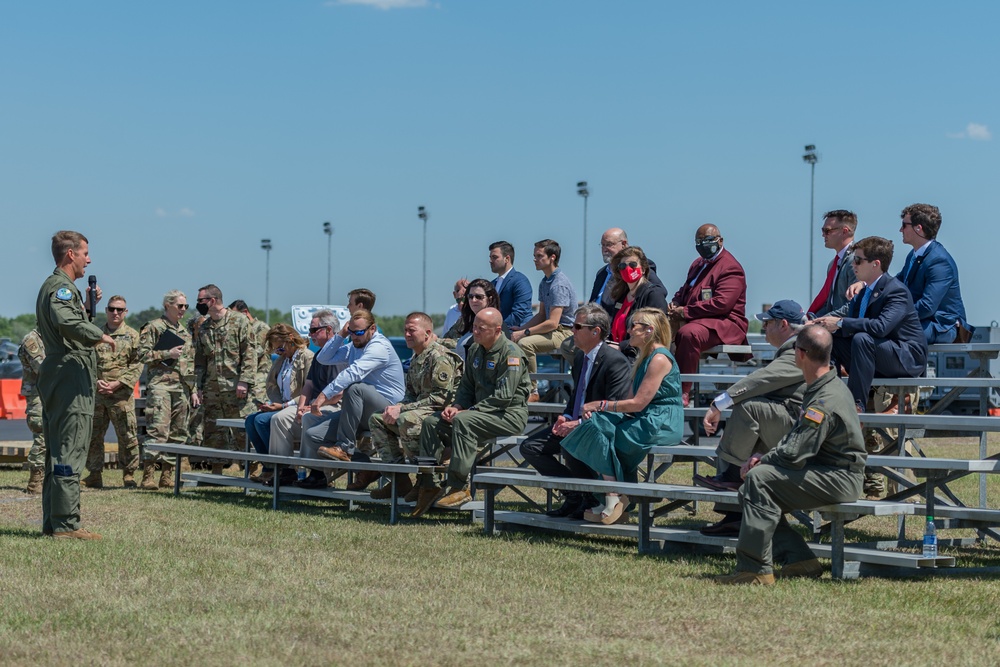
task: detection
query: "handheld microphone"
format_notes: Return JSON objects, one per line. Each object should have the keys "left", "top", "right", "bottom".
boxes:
{"left": 88, "top": 275, "right": 97, "bottom": 321}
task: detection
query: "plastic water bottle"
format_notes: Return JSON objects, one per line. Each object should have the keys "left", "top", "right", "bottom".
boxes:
{"left": 922, "top": 516, "right": 937, "bottom": 559}
{"left": 297, "top": 467, "right": 307, "bottom": 482}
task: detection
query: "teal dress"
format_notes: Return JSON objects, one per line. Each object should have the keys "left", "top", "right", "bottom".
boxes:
{"left": 561, "top": 347, "right": 682, "bottom": 481}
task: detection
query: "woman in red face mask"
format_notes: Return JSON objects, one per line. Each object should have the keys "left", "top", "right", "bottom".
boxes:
{"left": 605, "top": 246, "right": 669, "bottom": 359}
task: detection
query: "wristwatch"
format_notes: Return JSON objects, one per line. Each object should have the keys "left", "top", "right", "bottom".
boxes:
{"left": 524, "top": 328, "right": 531, "bottom": 336}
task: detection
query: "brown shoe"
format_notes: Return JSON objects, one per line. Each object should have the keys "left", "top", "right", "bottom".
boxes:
{"left": 180, "top": 457, "right": 192, "bottom": 473}
{"left": 370, "top": 473, "right": 414, "bottom": 500}
{"left": 140, "top": 462, "right": 158, "bottom": 490}
{"left": 25, "top": 467, "right": 43, "bottom": 495}
{"left": 411, "top": 486, "right": 446, "bottom": 518}
{"left": 211, "top": 463, "right": 224, "bottom": 475}
{"left": 714, "top": 571, "right": 775, "bottom": 586}
{"left": 347, "top": 470, "right": 380, "bottom": 491}
{"left": 317, "top": 446, "right": 351, "bottom": 462}
{"left": 81, "top": 471, "right": 103, "bottom": 489}
{"left": 51, "top": 528, "right": 103, "bottom": 541}
{"left": 527, "top": 392, "right": 541, "bottom": 403}
{"left": 248, "top": 461, "right": 264, "bottom": 478}
{"left": 779, "top": 558, "right": 823, "bottom": 579}
{"left": 435, "top": 488, "right": 472, "bottom": 509}
{"left": 122, "top": 471, "right": 138, "bottom": 489}
{"left": 404, "top": 484, "right": 421, "bottom": 503}
{"left": 158, "top": 464, "right": 175, "bottom": 489}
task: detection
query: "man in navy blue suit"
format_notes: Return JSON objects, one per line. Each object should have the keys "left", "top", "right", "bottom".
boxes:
{"left": 489, "top": 240, "right": 533, "bottom": 328}
{"left": 813, "top": 236, "right": 927, "bottom": 411}
{"left": 897, "top": 204, "right": 968, "bottom": 344}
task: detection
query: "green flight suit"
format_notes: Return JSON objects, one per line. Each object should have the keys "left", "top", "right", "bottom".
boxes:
{"left": 736, "top": 369, "right": 866, "bottom": 575}
{"left": 19, "top": 330, "right": 46, "bottom": 470}
{"left": 35, "top": 268, "right": 105, "bottom": 534}
{"left": 419, "top": 334, "right": 531, "bottom": 491}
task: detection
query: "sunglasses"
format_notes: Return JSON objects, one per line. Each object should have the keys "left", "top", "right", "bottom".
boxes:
{"left": 308, "top": 325, "right": 330, "bottom": 334}
{"left": 468, "top": 293, "right": 487, "bottom": 301}
{"left": 852, "top": 256, "right": 873, "bottom": 265}
{"left": 617, "top": 261, "right": 640, "bottom": 270}
{"left": 572, "top": 323, "right": 597, "bottom": 330}
{"left": 107, "top": 307, "right": 126, "bottom": 313}
{"left": 197, "top": 297, "right": 213, "bottom": 304}
{"left": 820, "top": 227, "right": 839, "bottom": 236}
{"left": 348, "top": 327, "right": 370, "bottom": 337}
{"left": 175, "top": 304, "right": 189, "bottom": 310}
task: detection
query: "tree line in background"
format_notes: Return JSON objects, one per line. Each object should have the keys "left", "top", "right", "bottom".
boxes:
{"left": 1, "top": 308, "right": 447, "bottom": 344}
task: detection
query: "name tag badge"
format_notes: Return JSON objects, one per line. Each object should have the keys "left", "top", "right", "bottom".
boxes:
{"left": 487, "top": 361, "right": 496, "bottom": 369}
{"left": 701, "top": 287, "right": 713, "bottom": 301}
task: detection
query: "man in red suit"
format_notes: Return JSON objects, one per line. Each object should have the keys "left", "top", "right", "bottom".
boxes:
{"left": 667, "top": 224, "right": 749, "bottom": 405}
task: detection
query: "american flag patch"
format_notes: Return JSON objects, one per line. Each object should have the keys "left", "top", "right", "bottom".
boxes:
{"left": 803, "top": 407, "right": 825, "bottom": 425}
{"left": 507, "top": 357, "right": 521, "bottom": 366}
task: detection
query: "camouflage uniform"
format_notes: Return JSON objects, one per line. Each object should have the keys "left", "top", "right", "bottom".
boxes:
{"left": 370, "top": 341, "right": 463, "bottom": 461}
{"left": 19, "top": 330, "right": 46, "bottom": 470}
{"left": 86, "top": 322, "right": 142, "bottom": 475}
{"left": 195, "top": 310, "right": 256, "bottom": 458}
{"left": 138, "top": 317, "right": 196, "bottom": 465}
{"left": 249, "top": 317, "right": 270, "bottom": 403}
{"left": 186, "top": 316, "right": 206, "bottom": 446}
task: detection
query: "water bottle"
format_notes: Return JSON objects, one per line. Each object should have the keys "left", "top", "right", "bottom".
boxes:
{"left": 297, "top": 467, "right": 307, "bottom": 482}
{"left": 922, "top": 515, "right": 937, "bottom": 559}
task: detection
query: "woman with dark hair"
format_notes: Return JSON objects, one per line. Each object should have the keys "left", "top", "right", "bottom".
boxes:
{"left": 442, "top": 278, "right": 509, "bottom": 360}
{"left": 245, "top": 323, "right": 313, "bottom": 485}
{"left": 604, "top": 245, "right": 669, "bottom": 358}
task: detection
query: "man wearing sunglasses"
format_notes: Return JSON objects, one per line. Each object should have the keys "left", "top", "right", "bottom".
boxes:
{"left": 813, "top": 236, "right": 927, "bottom": 412}
{"left": 82, "top": 296, "right": 142, "bottom": 490}
{"left": 808, "top": 210, "right": 858, "bottom": 318}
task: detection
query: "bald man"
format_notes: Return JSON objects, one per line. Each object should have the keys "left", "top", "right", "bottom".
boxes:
{"left": 412, "top": 308, "right": 532, "bottom": 516}
{"left": 667, "top": 224, "right": 749, "bottom": 405}
{"left": 589, "top": 227, "right": 666, "bottom": 311}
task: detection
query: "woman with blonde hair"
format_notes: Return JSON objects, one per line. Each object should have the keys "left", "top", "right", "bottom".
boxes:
{"left": 560, "top": 307, "right": 683, "bottom": 524}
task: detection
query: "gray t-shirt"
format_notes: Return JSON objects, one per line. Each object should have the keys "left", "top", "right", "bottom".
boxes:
{"left": 539, "top": 269, "right": 578, "bottom": 327}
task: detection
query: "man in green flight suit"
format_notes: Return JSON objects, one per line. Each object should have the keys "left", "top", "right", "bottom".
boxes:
{"left": 35, "top": 230, "right": 115, "bottom": 540}
{"left": 715, "top": 325, "right": 867, "bottom": 585}
{"left": 412, "top": 307, "right": 531, "bottom": 516}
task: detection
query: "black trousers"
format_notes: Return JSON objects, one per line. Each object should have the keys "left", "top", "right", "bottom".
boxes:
{"left": 519, "top": 424, "right": 598, "bottom": 483}
{"left": 832, "top": 333, "right": 923, "bottom": 408}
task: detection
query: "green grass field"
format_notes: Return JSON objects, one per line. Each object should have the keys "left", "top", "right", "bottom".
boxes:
{"left": 2, "top": 439, "right": 1000, "bottom": 666}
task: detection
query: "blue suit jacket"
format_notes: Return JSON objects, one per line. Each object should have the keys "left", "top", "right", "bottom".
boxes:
{"left": 834, "top": 274, "right": 927, "bottom": 374}
{"left": 896, "top": 241, "right": 967, "bottom": 339}
{"left": 493, "top": 268, "right": 533, "bottom": 328}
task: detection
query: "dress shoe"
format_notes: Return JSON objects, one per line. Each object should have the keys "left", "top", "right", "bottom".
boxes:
{"left": 778, "top": 558, "right": 823, "bottom": 579}
{"left": 317, "top": 446, "right": 351, "bottom": 462}
{"left": 700, "top": 519, "right": 742, "bottom": 537}
{"left": 263, "top": 469, "right": 298, "bottom": 487}
{"left": 546, "top": 495, "right": 583, "bottom": 518}
{"left": 370, "top": 474, "right": 413, "bottom": 500}
{"left": 51, "top": 528, "right": 103, "bottom": 541}
{"left": 411, "top": 486, "right": 446, "bottom": 517}
{"left": 403, "top": 484, "right": 421, "bottom": 504}
{"left": 435, "top": 488, "right": 472, "bottom": 509}
{"left": 81, "top": 472, "right": 103, "bottom": 489}
{"left": 347, "top": 470, "right": 380, "bottom": 491}
{"left": 527, "top": 392, "right": 541, "bottom": 403}
{"left": 295, "top": 473, "right": 328, "bottom": 489}
{"left": 714, "top": 571, "right": 775, "bottom": 586}
{"left": 693, "top": 473, "right": 742, "bottom": 492}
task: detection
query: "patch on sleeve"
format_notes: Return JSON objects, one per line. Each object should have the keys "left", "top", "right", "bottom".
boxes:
{"left": 803, "top": 407, "right": 826, "bottom": 427}
{"left": 507, "top": 357, "right": 521, "bottom": 366}
{"left": 55, "top": 287, "right": 73, "bottom": 301}
{"left": 437, "top": 371, "right": 451, "bottom": 382}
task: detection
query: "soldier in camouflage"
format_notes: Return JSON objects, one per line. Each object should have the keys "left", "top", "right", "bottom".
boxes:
{"left": 82, "top": 296, "right": 142, "bottom": 489}
{"left": 19, "top": 329, "right": 46, "bottom": 494}
{"left": 194, "top": 284, "right": 256, "bottom": 474}
{"left": 230, "top": 299, "right": 271, "bottom": 404}
{"left": 368, "top": 312, "right": 463, "bottom": 500}
{"left": 186, "top": 314, "right": 206, "bottom": 448}
{"left": 138, "top": 289, "right": 196, "bottom": 489}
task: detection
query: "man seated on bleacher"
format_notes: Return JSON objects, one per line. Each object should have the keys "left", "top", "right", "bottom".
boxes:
{"left": 519, "top": 303, "right": 631, "bottom": 519}
{"left": 368, "top": 312, "right": 463, "bottom": 501}
{"left": 813, "top": 236, "right": 928, "bottom": 413}
{"left": 412, "top": 308, "right": 532, "bottom": 516}
{"left": 715, "top": 325, "right": 866, "bottom": 586}
{"left": 694, "top": 300, "right": 807, "bottom": 537}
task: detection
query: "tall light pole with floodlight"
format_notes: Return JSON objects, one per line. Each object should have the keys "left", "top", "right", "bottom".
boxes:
{"left": 418, "top": 206, "right": 428, "bottom": 312}
{"left": 323, "top": 221, "right": 333, "bottom": 304}
{"left": 802, "top": 145, "right": 819, "bottom": 298}
{"left": 577, "top": 181, "right": 590, "bottom": 290}
{"left": 260, "top": 238, "right": 272, "bottom": 324}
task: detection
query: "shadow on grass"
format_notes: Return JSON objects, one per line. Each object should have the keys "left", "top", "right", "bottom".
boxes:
{"left": 0, "top": 526, "right": 47, "bottom": 539}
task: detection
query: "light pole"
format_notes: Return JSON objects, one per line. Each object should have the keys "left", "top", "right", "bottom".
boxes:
{"left": 577, "top": 181, "right": 590, "bottom": 290}
{"left": 417, "top": 206, "right": 428, "bottom": 312}
{"left": 260, "top": 238, "right": 272, "bottom": 324}
{"left": 802, "top": 145, "right": 819, "bottom": 298}
{"left": 323, "top": 221, "right": 333, "bottom": 304}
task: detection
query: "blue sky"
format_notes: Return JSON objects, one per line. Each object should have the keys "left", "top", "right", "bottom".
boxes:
{"left": 2, "top": 1, "right": 997, "bottom": 326}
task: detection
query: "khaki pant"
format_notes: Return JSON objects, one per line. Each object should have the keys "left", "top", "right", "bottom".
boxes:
{"left": 516, "top": 326, "right": 572, "bottom": 394}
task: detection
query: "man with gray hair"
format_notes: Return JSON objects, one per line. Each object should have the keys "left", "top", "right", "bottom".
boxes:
{"left": 519, "top": 303, "right": 632, "bottom": 518}
{"left": 589, "top": 228, "right": 666, "bottom": 311}
{"left": 695, "top": 300, "right": 808, "bottom": 536}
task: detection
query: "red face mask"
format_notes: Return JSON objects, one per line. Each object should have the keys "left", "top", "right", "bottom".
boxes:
{"left": 621, "top": 266, "right": 643, "bottom": 283}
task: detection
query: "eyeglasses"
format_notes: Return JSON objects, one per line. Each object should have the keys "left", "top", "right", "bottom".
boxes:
{"left": 852, "top": 255, "right": 873, "bottom": 265}
{"left": 572, "top": 323, "right": 597, "bottom": 330}
{"left": 308, "top": 325, "right": 329, "bottom": 334}
{"left": 617, "top": 261, "right": 640, "bottom": 270}
{"left": 820, "top": 227, "right": 839, "bottom": 236}
{"left": 197, "top": 297, "right": 213, "bottom": 304}
{"left": 468, "top": 293, "right": 487, "bottom": 301}
{"left": 107, "top": 307, "right": 126, "bottom": 313}
{"left": 348, "top": 327, "right": 371, "bottom": 337}
{"left": 176, "top": 304, "right": 189, "bottom": 310}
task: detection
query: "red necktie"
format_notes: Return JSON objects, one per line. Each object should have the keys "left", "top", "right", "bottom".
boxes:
{"left": 809, "top": 257, "right": 839, "bottom": 314}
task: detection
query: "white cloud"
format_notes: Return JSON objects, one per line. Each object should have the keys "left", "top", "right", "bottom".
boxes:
{"left": 325, "top": 0, "right": 432, "bottom": 10}
{"left": 179, "top": 208, "right": 195, "bottom": 217}
{"left": 948, "top": 122, "right": 992, "bottom": 141}
{"left": 155, "top": 207, "right": 168, "bottom": 217}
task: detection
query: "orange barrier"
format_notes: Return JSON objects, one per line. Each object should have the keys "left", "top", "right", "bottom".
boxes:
{"left": 0, "top": 379, "right": 27, "bottom": 420}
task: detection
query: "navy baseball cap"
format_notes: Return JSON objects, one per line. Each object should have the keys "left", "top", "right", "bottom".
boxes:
{"left": 755, "top": 300, "right": 805, "bottom": 324}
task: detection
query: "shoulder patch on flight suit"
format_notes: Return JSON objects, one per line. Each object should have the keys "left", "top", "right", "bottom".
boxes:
{"left": 803, "top": 407, "right": 825, "bottom": 427}
{"left": 507, "top": 357, "right": 520, "bottom": 366}
{"left": 437, "top": 370, "right": 451, "bottom": 382}
{"left": 55, "top": 288, "right": 73, "bottom": 301}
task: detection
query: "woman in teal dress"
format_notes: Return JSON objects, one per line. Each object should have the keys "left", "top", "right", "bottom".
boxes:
{"left": 561, "top": 307, "right": 683, "bottom": 524}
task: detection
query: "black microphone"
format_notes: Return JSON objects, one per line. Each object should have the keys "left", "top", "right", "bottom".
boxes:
{"left": 88, "top": 275, "right": 97, "bottom": 322}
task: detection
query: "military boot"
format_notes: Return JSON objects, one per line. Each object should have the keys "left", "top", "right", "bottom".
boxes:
{"left": 141, "top": 462, "right": 159, "bottom": 490}
{"left": 370, "top": 474, "right": 413, "bottom": 500}
{"left": 81, "top": 471, "right": 103, "bottom": 489}
{"left": 158, "top": 464, "right": 175, "bottom": 489}
{"left": 211, "top": 462, "right": 224, "bottom": 475}
{"left": 180, "top": 457, "right": 192, "bottom": 473}
{"left": 122, "top": 470, "right": 138, "bottom": 489}
{"left": 24, "top": 467, "right": 43, "bottom": 495}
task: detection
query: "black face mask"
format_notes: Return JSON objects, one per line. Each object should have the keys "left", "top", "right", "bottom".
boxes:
{"left": 696, "top": 236, "right": 721, "bottom": 260}
{"left": 196, "top": 302, "right": 210, "bottom": 316}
